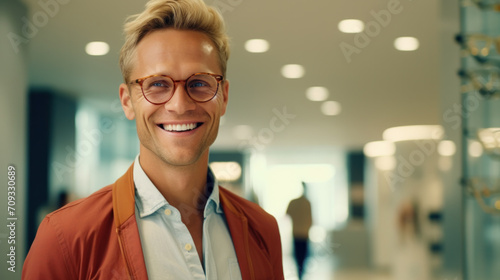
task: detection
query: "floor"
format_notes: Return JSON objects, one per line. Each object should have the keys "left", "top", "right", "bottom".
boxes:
{"left": 283, "top": 253, "right": 392, "bottom": 280}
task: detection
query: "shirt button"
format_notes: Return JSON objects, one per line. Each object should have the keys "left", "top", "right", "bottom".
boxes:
{"left": 164, "top": 209, "right": 172, "bottom": 216}
{"left": 184, "top": 243, "right": 192, "bottom": 251}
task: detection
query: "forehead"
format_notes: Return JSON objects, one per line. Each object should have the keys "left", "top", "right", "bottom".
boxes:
{"left": 140, "top": 28, "right": 214, "bottom": 50}
{"left": 134, "top": 29, "right": 219, "bottom": 72}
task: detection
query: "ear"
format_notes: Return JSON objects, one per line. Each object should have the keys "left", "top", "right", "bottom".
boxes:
{"left": 119, "top": 83, "right": 136, "bottom": 120}
{"left": 220, "top": 79, "right": 229, "bottom": 116}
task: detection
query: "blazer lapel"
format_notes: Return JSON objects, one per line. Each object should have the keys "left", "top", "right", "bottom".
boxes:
{"left": 112, "top": 164, "right": 148, "bottom": 280}
{"left": 220, "top": 190, "right": 255, "bottom": 280}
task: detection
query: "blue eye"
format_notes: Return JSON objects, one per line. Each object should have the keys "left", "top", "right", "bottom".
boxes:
{"left": 151, "top": 80, "right": 169, "bottom": 87}
{"left": 189, "top": 80, "right": 209, "bottom": 88}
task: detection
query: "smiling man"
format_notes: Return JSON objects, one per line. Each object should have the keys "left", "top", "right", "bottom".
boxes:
{"left": 22, "top": 0, "right": 284, "bottom": 279}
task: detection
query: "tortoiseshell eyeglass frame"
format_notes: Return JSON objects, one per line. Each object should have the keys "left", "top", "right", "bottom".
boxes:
{"left": 128, "top": 72, "right": 224, "bottom": 105}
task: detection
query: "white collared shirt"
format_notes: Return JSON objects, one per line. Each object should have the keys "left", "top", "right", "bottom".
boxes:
{"left": 133, "top": 156, "right": 242, "bottom": 280}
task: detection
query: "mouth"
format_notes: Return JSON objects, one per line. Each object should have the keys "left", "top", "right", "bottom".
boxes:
{"left": 158, "top": 122, "right": 203, "bottom": 132}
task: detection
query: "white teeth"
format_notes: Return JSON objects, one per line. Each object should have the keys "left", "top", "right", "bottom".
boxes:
{"left": 162, "top": 123, "right": 198, "bottom": 132}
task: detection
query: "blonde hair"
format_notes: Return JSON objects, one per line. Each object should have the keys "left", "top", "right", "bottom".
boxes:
{"left": 119, "top": 0, "right": 230, "bottom": 83}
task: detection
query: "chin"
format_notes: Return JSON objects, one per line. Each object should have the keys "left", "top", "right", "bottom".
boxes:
{"left": 159, "top": 149, "right": 207, "bottom": 167}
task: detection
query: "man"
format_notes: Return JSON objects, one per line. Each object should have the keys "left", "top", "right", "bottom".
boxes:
{"left": 22, "top": 0, "right": 284, "bottom": 279}
{"left": 286, "top": 182, "right": 312, "bottom": 279}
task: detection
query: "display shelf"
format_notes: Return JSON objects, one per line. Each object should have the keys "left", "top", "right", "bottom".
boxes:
{"left": 460, "top": 1, "right": 500, "bottom": 280}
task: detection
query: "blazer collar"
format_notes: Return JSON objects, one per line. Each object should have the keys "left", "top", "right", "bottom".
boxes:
{"left": 112, "top": 163, "right": 136, "bottom": 228}
{"left": 220, "top": 189, "right": 255, "bottom": 280}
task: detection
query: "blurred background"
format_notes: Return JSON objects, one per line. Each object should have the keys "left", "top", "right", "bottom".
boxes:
{"left": 2, "top": 0, "right": 500, "bottom": 279}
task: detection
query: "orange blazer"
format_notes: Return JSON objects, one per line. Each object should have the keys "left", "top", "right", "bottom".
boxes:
{"left": 22, "top": 164, "right": 284, "bottom": 280}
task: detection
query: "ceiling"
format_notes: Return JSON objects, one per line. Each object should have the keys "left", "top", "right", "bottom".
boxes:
{"left": 23, "top": 0, "right": 444, "bottom": 151}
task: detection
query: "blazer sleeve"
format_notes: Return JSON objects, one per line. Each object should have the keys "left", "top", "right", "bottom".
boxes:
{"left": 22, "top": 216, "right": 75, "bottom": 280}
{"left": 269, "top": 217, "right": 285, "bottom": 279}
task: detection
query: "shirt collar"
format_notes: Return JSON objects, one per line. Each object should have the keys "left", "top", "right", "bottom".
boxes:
{"left": 133, "top": 155, "right": 223, "bottom": 218}
{"left": 205, "top": 167, "right": 223, "bottom": 216}
{"left": 133, "top": 156, "right": 167, "bottom": 218}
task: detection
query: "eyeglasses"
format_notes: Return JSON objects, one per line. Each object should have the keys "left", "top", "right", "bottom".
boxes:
{"left": 455, "top": 34, "right": 500, "bottom": 63}
{"left": 129, "top": 72, "right": 223, "bottom": 105}
{"left": 466, "top": 177, "right": 500, "bottom": 215}
{"left": 458, "top": 67, "right": 500, "bottom": 97}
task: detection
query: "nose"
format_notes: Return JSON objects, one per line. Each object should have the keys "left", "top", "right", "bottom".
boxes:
{"left": 164, "top": 83, "right": 196, "bottom": 114}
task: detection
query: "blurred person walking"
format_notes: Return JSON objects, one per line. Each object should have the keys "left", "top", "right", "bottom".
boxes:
{"left": 286, "top": 182, "right": 313, "bottom": 279}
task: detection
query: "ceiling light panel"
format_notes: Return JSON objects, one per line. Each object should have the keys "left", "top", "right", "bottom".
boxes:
{"left": 394, "top": 36, "right": 419, "bottom": 51}
{"left": 383, "top": 125, "right": 443, "bottom": 142}
{"left": 321, "top": 101, "right": 342, "bottom": 116}
{"left": 306, "top": 87, "right": 329, "bottom": 101}
{"left": 244, "top": 39, "right": 270, "bottom": 53}
{"left": 85, "top": 41, "right": 110, "bottom": 56}
{"left": 363, "top": 141, "right": 396, "bottom": 157}
{"left": 338, "top": 19, "right": 364, "bottom": 33}
{"left": 281, "top": 64, "right": 305, "bottom": 79}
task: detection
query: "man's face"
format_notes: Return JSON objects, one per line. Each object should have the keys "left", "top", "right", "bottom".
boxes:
{"left": 119, "top": 29, "right": 229, "bottom": 167}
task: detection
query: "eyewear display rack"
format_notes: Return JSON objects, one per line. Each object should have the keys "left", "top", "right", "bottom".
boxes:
{"left": 459, "top": 1, "right": 500, "bottom": 280}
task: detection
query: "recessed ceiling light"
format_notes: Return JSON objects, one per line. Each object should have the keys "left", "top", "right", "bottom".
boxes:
{"left": 383, "top": 125, "right": 443, "bottom": 142}
{"left": 363, "top": 141, "right": 396, "bottom": 157}
{"left": 244, "top": 39, "right": 269, "bottom": 53}
{"left": 85, "top": 41, "right": 110, "bottom": 56}
{"left": 306, "top": 87, "right": 329, "bottom": 101}
{"left": 394, "top": 37, "right": 419, "bottom": 51}
{"left": 338, "top": 19, "right": 364, "bottom": 33}
{"left": 321, "top": 101, "right": 342, "bottom": 116}
{"left": 281, "top": 64, "right": 305, "bottom": 79}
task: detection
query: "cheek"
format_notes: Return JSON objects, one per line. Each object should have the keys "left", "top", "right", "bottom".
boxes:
{"left": 134, "top": 105, "right": 156, "bottom": 129}
{"left": 134, "top": 98, "right": 154, "bottom": 115}
{"left": 215, "top": 96, "right": 227, "bottom": 115}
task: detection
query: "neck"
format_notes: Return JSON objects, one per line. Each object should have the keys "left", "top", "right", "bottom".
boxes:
{"left": 138, "top": 148, "right": 210, "bottom": 216}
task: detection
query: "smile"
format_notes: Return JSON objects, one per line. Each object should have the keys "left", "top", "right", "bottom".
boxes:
{"left": 158, "top": 123, "right": 202, "bottom": 132}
